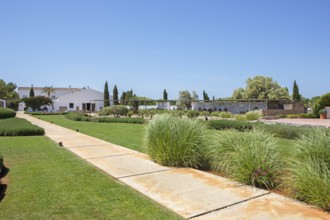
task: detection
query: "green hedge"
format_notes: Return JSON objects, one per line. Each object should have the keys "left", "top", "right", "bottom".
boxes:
{"left": 65, "top": 112, "right": 91, "bottom": 121}
{"left": 0, "top": 118, "right": 45, "bottom": 136}
{"left": 93, "top": 117, "right": 145, "bottom": 124}
{"left": 66, "top": 112, "right": 145, "bottom": 124}
{"left": 207, "top": 119, "right": 311, "bottom": 139}
{"left": 28, "top": 112, "right": 68, "bottom": 115}
{"left": 207, "top": 120, "right": 254, "bottom": 131}
{"left": 0, "top": 107, "right": 16, "bottom": 119}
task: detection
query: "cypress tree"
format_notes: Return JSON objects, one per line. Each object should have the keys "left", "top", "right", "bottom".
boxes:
{"left": 203, "top": 90, "right": 210, "bottom": 101}
{"left": 292, "top": 80, "right": 301, "bottom": 101}
{"left": 163, "top": 89, "right": 168, "bottom": 101}
{"left": 104, "top": 81, "right": 110, "bottom": 107}
{"left": 120, "top": 92, "right": 126, "bottom": 105}
{"left": 113, "top": 85, "right": 119, "bottom": 105}
{"left": 29, "top": 85, "right": 35, "bottom": 97}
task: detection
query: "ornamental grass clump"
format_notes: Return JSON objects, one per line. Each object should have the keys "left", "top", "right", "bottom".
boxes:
{"left": 289, "top": 128, "right": 330, "bottom": 210}
{"left": 209, "top": 129, "right": 283, "bottom": 189}
{"left": 145, "top": 114, "right": 209, "bottom": 169}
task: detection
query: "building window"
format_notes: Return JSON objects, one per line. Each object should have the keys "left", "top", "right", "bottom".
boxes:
{"left": 69, "top": 103, "right": 74, "bottom": 109}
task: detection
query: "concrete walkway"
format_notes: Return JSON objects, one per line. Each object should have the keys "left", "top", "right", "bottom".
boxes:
{"left": 18, "top": 113, "right": 330, "bottom": 219}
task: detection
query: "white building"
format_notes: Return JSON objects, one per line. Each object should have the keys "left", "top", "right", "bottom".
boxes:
{"left": 18, "top": 87, "right": 109, "bottom": 112}
{"left": 18, "top": 87, "right": 81, "bottom": 100}
{"left": 54, "top": 88, "right": 106, "bottom": 112}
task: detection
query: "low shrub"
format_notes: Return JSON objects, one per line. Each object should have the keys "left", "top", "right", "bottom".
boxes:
{"left": 98, "top": 107, "right": 112, "bottom": 116}
{"left": 209, "top": 129, "right": 283, "bottom": 189}
{"left": 210, "top": 112, "right": 220, "bottom": 117}
{"left": 94, "top": 117, "right": 145, "bottom": 124}
{"left": 219, "top": 112, "right": 233, "bottom": 118}
{"left": 286, "top": 113, "right": 316, "bottom": 119}
{"left": 65, "top": 112, "right": 91, "bottom": 121}
{"left": 0, "top": 107, "right": 16, "bottom": 119}
{"left": 145, "top": 114, "right": 209, "bottom": 169}
{"left": 246, "top": 111, "right": 262, "bottom": 121}
{"left": 258, "top": 123, "right": 308, "bottom": 140}
{"left": 0, "top": 118, "right": 45, "bottom": 136}
{"left": 207, "top": 120, "right": 254, "bottom": 131}
{"left": 187, "top": 110, "right": 200, "bottom": 118}
{"left": 288, "top": 128, "right": 330, "bottom": 210}
{"left": 28, "top": 112, "right": 68, "bottom": 115}
{"left": 234, "top": 114, "right": 247, "bottom": 121}
{"left": 99, "top": 106, "right": 128, "bottom": 117}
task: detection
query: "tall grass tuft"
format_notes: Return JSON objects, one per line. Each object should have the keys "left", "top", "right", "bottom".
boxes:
{"left": 219, "top": 112, "right": 233, "bottom": 118}
{"left": 246, "top": 111, "right": 262, "bottom": 121}
{"left": 209, "top": 129, "right": 283, "bottom": 189}
{"left": 145, "top": 114, "right": 209, "bottom": 169}
{"left": 288, "top": 128, "right": 330, "bottom": 210}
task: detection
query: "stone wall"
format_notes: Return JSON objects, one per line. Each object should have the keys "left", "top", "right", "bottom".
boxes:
{"left": 191, "top": 101, "right": 266, "bottom": 114}
{"left": 261, "top": 102, "right": 304, "bottom": 116}
{"left": 192, "top": 101, "right": 304, "bottom": 116}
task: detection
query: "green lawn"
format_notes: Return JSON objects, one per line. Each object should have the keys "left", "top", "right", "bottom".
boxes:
{"left": 0, "top": 136, "right": 182, "bottom": 220}
{"left": 36, "top": 115, "right": 146, "bottom": 152}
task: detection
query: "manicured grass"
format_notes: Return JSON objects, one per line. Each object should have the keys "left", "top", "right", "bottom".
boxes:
{"left": 0, "top": 118, "right": 44, "bottom": 136}
{"left": 0, "top": 136, "right": 182, "bottom": 219}
{"left": 35, "top": 115, "right": 146, "bottom": 153}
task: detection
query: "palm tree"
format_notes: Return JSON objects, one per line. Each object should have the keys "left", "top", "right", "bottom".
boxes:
{"left": 42, "top": 86, "right": 55, "bottom": 98}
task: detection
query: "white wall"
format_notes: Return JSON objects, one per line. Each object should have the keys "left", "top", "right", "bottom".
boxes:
{"left": 53, "top": 88, "right": 107, "bottom": 112}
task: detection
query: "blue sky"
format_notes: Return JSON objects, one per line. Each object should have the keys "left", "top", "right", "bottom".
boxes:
{"left": 1, "top": 0, "right": 329, "bottom": 99}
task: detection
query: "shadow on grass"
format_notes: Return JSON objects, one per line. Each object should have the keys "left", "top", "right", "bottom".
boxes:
{"left": 0, "top": 165, "right": 9, "bottom": 202}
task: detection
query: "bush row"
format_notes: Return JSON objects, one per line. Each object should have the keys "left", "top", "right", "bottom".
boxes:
{"left": 207, "top": 119, "right": 309, "bottom": 139}
{"left": 0, "top": 118, "right": 45, "bottom": 136}
{"left": 145, "top": 114, "right": 330, "bottom": 210}
{"left": 0, "top": 107, "right": 16, "bottom": 119}
{"left": 28, "top": 112, "right": 68, "bottom": 115}
{"left": 65, "top": 112, "right": 145, "bottom": 124}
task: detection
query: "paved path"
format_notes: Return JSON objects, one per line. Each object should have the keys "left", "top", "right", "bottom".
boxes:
{"left": 18, "top": 113, "right": 330, "bottom": 219}
{"left": 262, "top": 118, "right": 330, "bottom": 128}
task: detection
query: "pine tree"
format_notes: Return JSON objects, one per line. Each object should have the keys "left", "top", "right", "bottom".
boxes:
{"left": 29, "top": 85, "right": 35, "bottom": 97}
{"left": 163, "top": 89, "right": 168, "bottom": 101}
{"left": 104, "top": 81, "right": 110, "bottom": 107}
{"left": 113, "top": 85, "right": 119, "bottom": 105}
{"left": 292, "top": 80, "right": 301, "bottom": 101}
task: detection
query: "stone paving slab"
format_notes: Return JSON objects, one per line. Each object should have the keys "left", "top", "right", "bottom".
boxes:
{"left": 88, "top": 153, "right": 172, "bottom": 178}
{"left": 121, "top": 168, "right": 269, "bottom": 219}
{"left": 193, "top": 193, "right": 330, "bottom": 220}
{"left": 68, "top": 144, "right": 138, "bottom": 159}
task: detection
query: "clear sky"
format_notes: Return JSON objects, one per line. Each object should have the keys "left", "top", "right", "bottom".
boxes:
{"left": 1, "top": 0, "right": 329, "bottom": 99}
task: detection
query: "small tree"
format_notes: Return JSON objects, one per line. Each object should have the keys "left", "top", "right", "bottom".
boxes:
{"left": 163, "top": 89, "right": 168, "bottom": 101}
{"left": 29, "top": 85, "right": 35, "bottom": 97}
{"left": 104, "top": 81, "right": 110, "bottom": 107}
{"left": 113, "top": 85, "right": 119, "bottom": 105}
{"left": 23, "top": 96, "right": 53, "bottom": 111}
{"left": 177, "top": 90, "right": 199, "bottom": 109}
{"left": 313, "top": 92, "right": 330, "bottom": 117}
{"left": 292, "top": 80, "right": 301, "bottom": 101}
